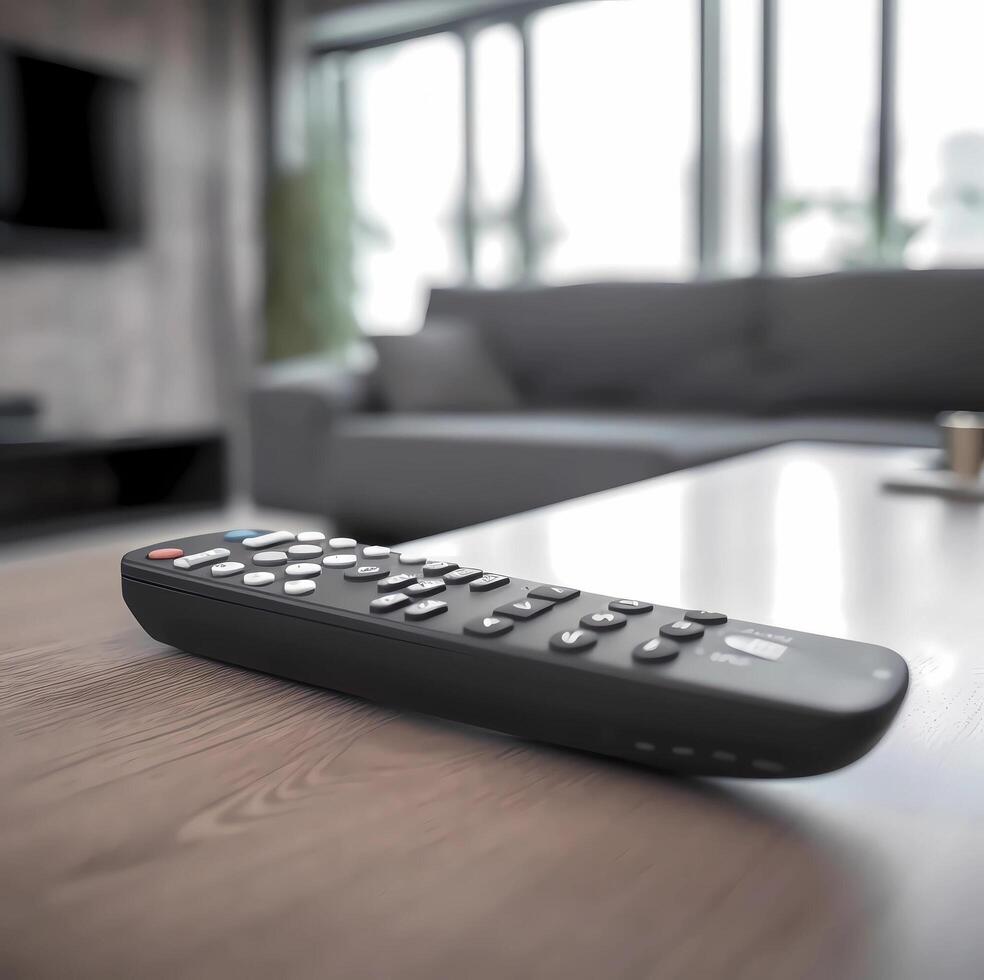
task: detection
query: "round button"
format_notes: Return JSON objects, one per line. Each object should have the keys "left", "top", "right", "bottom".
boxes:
{"left": 147, "top": 548, "right": 183, "bottom": 560}
{"left": 323, "top": 554, "right": 358, "bottom": 568}
{"left": 288, "top": 544, "right": 323, "bottom": 558}
{"left": 685, "top": 610, "right": 727, "bottom": 626}
{"left": 223, "top": 529, "right": 265, "bottom": 542}
{"left": 211, "top": 561, "right": 245, "bottom": 577}
{"left": 363, "top": 545, "right": 391, "bottom": 558}
{"left": 464, "top": 615, "right": 514, "bottom": 637}
{"left": 549, "top": 629, "right": 598, "bottom": 652}
{"left": 329, "top": 537, "right": 357, "bottom": 549}
{"left": 580, "top": 611, "right": 627, "bottom": 631}
{"left": 297, "top": 531, "right": 326, "bottom": 543}
{"left": 243, "top": 572, "right": 275, "bottom": 587}
{"left": 253, "top": 551, "right": 289, "bottom": 566}
{"left": 632, "top": 637, "right": 680, "bottom": 664}
{"left": 284, "top": 579, "right": 317, "bottom": 596}
{"left": 285, "top": 562, "right": 322, "bottom": 578}
{"left": 659, "top": 620, "right": 705, "bottom": 640}
{"left": 608, "top": 599, "right": 654, "bottom": 615}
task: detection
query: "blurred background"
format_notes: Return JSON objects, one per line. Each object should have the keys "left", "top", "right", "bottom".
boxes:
{"left": 2, "top": 0, "right": 984, "bottom": 545}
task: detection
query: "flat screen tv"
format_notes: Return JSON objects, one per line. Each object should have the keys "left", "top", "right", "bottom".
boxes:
{"left": 0, "top": 47, "right": 142, "bottom": 248}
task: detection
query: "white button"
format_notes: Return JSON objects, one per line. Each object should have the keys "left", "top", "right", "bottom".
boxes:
{"left": 286, "top": 562, "right": 322, "bottom": 578}
{"left": 398, "top": 554, "right": 427, "bottom": 565}
{"left": 243, "top": 572, "right": 275, "bottom": 587}
{"left": 284, "top": 579, "right": 317, "bottom": 596}
{"left": 323, "top": 553, "right": 357, "bottom": 568}
{"left": 253, "top": 551, "right": 289, "bottom": 566}
{"left": 288, "top": 544, "right": 323, "bottom": 558}
{"left": 297, "top": 531, "right": 326, "bottom": 543}
{"left": 725, "top": 635, "right": 787, "bottom": 661}
{"left": 363, "top": 545, "right": 391, "bottom": 558}
{"left": 242, "top": 530, "right": 295, "bottom": 549}
{"left": 329, "top": 537, "right": 357, "bottom": 549}
{"left": 211, "top": 561, "right": 245, "bottom": 577}
{"left": 173, "top": 548, "right": 230, "bottom": 569}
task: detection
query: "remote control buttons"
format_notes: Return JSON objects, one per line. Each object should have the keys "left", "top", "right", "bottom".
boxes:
{"left": 243, "top": 572, "right": 275, "bottom": 587}
{"left": 370, "top": 592, "right": 411, "bottom": 613}
{"left": 685, "top": 610, "right": 728, "bottom": 626}
{"left": 147, "top": 548, "right": 183, "bottom": 560}
{"left": 660, "top": 620, "right": 705, "bottom": 640}
{"left": 377, "top": 573, "right": 417, "bottom": 593}
{"left": 253, "top": 551, "right": 289, "bottom": 566}
{"left": 328, "top": 537, "right": 357, "bottom": 549}
{"left": 243, "top": 530, "right": 295, "bottom": 549}
{"left": 398, "top": 554, "right": 427, "bottom": 565}
{"left": 632, "top": 637, "right": 680, "bottom": 664}
{"left": 549, "top": 629, "right": 597, "bottom": 653}
{"left": 444, "top": 567, "right": 482, "bottom": 585}
{"left": 286, "top": 562, "right": 321, "bottom": 578}
{"left": 174, "top": 548, "right": 230, "bottom": 569}
{"left": 296, "top": 531, "right": 326, "bottom": 543}
{"left": 422, "top": 560, "right": 458, "bottom": 576}
{"left": 284, "top": 579, "right": 317, "bottom": 596}
{"left": 288, "top": 544, "right": 323, "bottom": 558}
{"left": 528, "top": 585, "right": 580, "bottom": 602}
{"left": 464, "top": 615, "right": 514, "bottom": 637}
{"left": 323, "top": 554, "right": 357, "bottom": 568}
{"left": 211, "top": 561, "right": 245, "bottom": 577}
{"left": 405, "top": 598, "right": 448, "bottom": 621}
{"left": 469, "top": 573, "right": 510, "bottom": 592}
{"left": 580, "top": 611, "right": 627, "bottom": 631}
{"left": 724, "top": 635, "right": 787, "bottom": 661}
{"left": 344, "top": 565, "right": 389, "bottom": 582}
{"left": 609, "top": 599, "right": 654, "bottom": 615}
{"left": 405, "top": 578, "right": 445, "bottom": 597}
{"left": 363, "top": 546, "right": 391, "bottom": 558}
{"left": 224, "top": 529, "right": 264, "bottom": 542}
{"left": 495, "top": 597, "right": 554, "bottom": 620}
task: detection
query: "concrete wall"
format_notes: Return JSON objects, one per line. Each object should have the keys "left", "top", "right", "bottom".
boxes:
{"left": 0, "top": 0, "right": 261, "bottom": 438}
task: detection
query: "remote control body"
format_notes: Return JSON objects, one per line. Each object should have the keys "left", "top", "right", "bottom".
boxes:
{"left": 121, "top": 530, "right": 908, "bottom": 778}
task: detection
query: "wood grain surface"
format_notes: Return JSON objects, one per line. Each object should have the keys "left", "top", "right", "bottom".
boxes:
{"left": 0, "top": 463, "right": 980, "bottom": 980}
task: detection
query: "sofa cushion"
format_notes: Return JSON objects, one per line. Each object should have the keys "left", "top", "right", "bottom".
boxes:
{"left": 372, "top": 322, "right": 521, "bottom": 412}
{"left": 426, "top": 280, "right": 767, "bottom": 412}
{"left": 764, "top": 270, "right": 984, "bottom": 412}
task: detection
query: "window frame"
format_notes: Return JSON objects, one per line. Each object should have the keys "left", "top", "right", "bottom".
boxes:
{"left": 306, "top": 0, "right": 900, "bottom": 283}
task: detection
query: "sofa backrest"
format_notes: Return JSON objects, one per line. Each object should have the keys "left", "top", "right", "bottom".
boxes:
{"left": 426, "top": 269, "right": 984, "bottom": 415}
{"left": 761, "top": 269, "right": 984, "bottom": 413}
{"left": 426, "top": 279, "right": 766, "bottom": 411}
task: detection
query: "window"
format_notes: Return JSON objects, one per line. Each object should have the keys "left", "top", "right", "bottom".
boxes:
{"left": 719, "top": 0, "right": 762, "bottom": 276}
{"left": 290, "top": 0, "right": 984, "bottom": 356}
{"left": 774, "top": 0, "right": 880, "bottom": 272}
{"left": 530, "top": 0, "right": 698, "bottom": 281}
{"left": 347, "top": 34, "right": 464, "bottom": 334}
{"left": 896, "top": 0, "right": 984, "bottom": 267}
{"left": 472, "top": 23, "right": 524, "bottom": 287}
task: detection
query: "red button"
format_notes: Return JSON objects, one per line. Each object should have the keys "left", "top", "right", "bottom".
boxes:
{"left": 147, "top": 548, "right": 183, "bottom": 560}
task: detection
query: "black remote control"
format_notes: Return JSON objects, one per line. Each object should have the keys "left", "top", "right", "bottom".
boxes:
{"left": 121, "top": 529, "right": 908, "bottom": 778}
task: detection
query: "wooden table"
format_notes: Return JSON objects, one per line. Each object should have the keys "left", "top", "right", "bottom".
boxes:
{"left": 2, "top": 445, "right": 981, "bottom": 979}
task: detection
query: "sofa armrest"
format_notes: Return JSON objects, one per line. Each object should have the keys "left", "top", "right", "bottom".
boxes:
{"left": 249, "top": 357, "right": 371, "bottom": 513}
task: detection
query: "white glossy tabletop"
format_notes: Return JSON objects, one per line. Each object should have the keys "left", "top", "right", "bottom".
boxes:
{"left": 405, "top": 442, "right": 984, "bottom": 979}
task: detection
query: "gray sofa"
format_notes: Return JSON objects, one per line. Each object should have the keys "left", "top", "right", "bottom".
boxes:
{"left": 250, "top": 270, "right": 984, "bottom": 539}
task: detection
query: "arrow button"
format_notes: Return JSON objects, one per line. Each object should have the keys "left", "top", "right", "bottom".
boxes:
{"left": 549, "top": 629, "right": 597, "bottom": 653}
{"left": 463, "top": 615, "right": 514, "bottom": 637}
{"left": 580, "top": 610, "right": 627, "bottom": 631}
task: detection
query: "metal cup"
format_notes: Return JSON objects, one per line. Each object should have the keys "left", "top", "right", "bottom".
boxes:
{"left": 937, "top": 410, "right": 984, "bottom": 480}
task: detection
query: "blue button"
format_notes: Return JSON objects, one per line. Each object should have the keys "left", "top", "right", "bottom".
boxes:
{"left": 224, "top": 528, "right": 267, "bottom": 542}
